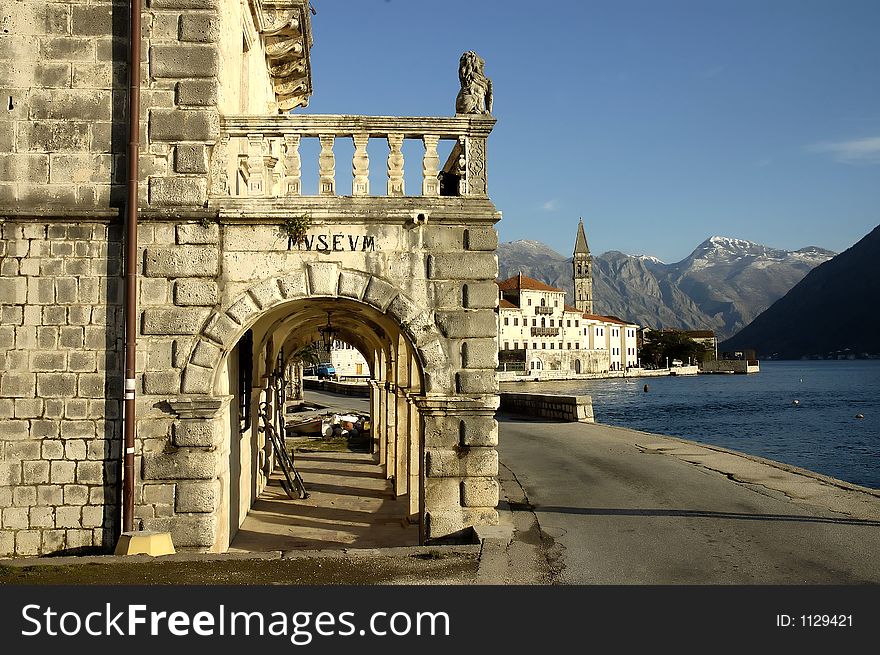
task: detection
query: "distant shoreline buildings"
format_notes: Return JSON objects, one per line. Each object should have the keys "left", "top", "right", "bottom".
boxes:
{"left": 497, "top": 220, "right": 640, "bottom": 375}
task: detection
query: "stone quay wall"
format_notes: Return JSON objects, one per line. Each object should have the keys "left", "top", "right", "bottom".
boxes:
{"left": 302, "top": 378, "right": 370, "bottom": 398}
{"left": 498, "top": 392, "right": 594, "bottom": 423}
{"left": 700, "top": 360, "right": 760, "bottom": 374}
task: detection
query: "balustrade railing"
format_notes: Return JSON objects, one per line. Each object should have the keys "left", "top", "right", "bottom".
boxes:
{"left": 212, "top": 114, "right": 495, "bottom": 201}
{"left": 531, "top": 327, "right": 560, "bottom": 337}
{"left": 534, "top": 306, "right": 554, "bottom": 315}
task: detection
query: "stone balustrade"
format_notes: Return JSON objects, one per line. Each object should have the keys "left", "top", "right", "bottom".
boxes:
{"left": 212, "top": 114, "right": 495, "bottom": 201}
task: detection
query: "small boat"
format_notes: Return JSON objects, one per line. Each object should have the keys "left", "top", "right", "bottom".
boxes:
{"left": 286, "top": 417, "right": 323, "bottom": 436}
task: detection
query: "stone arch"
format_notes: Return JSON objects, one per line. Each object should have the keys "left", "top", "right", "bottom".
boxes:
{"left": 179, "top": 263, "right": 446, "bottom": 396}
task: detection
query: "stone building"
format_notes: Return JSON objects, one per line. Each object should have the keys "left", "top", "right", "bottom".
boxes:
{"left": 0, "top": 1, "right": 501, "bottom": 556}
{"left": 497, "top": 221, "right": 639, "bottom": 375}
{"left": 497, "top": 274, "right": 639, "bottom": 374}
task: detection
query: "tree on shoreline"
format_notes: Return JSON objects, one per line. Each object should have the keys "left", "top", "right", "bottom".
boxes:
{"left": 640, "top": 330, "right": 713, "bottom": 367}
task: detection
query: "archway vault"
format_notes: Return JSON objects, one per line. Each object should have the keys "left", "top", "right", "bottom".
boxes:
{"left": 179, "top": 264, "right": 446, "bottom": 397}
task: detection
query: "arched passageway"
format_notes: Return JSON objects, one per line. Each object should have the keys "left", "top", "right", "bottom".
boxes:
{"left": 207, "top": 294, "right": 428, "bottom": 551}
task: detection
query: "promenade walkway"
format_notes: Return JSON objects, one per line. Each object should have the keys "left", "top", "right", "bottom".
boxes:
{"left": 495, "top": 413, "right": 880, "bottom": 584}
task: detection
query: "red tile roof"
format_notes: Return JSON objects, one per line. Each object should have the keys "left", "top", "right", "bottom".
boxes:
{"left": 497, "top": 273, "right": 562, "bottom": 293}
{"left": 499, "top": 298, "right": 518, "bottom": 309}
{"left": 582, "top": 313, "right": 637, "bottom": 326}
{"left": 563, "top": 304, "right": 581, "bottom": 313}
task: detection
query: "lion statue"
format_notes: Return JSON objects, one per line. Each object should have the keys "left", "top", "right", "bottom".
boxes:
{"left": 455, "top": 51, "right": 493, "bottom": 115}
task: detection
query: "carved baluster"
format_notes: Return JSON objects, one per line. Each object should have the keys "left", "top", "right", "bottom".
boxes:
{"left": 265, "top": 138, "right": 280, "bottom": 197}
{"left": 465, "top": 135, "right": 487, "bottom": 197}
{"left": 247, "top": 133, "right": 266, "bottom": 196}
{"left": 387, "top": 133, "right": 404, "bottom": 196}
{"left": 282, "top": 133, "right": 301, "bottom": 196}
{"left": 457, "top": 135, "right": 467, "bottom": 196}
{"left": 421, "top": 134, "right": 440, "bottom": 196}
{"left": 352, "top": 133, "right": 370, "bottom": 196}
{"left": 318, "top": 134, "right": 336, "bottom": 196}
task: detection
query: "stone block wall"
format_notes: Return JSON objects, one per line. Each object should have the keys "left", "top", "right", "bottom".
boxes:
{"left": 0, "top": 220, "right": 123, "bottom": 556}
{"left": 0, "top": 1, "right": 128, "bottom": 208}
{"left": 0, "top": 0, "right": 277, "bottom": 210}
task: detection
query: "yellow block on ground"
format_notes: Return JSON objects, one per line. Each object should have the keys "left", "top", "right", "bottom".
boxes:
{"left": 114, "top": 531, "right": 176, "bottom": 556}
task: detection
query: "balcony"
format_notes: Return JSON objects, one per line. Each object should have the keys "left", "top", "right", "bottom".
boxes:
{"left": 534, "top": 306, "right": 554, "bottom": 315}
{"left": 210, "top": 114, "right": 496, "bottom": 215}
{"left": 530, "top": 327, "right": 559, "bottom": 337}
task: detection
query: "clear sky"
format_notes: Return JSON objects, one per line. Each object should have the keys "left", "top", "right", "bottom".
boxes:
{"left": 300, "top": 0, "right": 880, "bottom": 263}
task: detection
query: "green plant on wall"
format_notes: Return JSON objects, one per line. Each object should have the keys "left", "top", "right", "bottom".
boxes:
{"left": 280, "top": 214, "right": 311, "bottom": 249}
{"left": 197, "top": 215, "right": 217, "bottom": 229}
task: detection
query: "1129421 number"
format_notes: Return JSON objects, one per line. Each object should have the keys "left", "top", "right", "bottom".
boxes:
{"left": 800, "top": 615, "right": 852, "bottom": 627}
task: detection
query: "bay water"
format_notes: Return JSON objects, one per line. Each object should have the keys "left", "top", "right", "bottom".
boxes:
{"left": 502, "top": 361, "right": 880, "bottom": 489}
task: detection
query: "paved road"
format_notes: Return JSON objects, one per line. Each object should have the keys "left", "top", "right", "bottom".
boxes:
{"left": 302, "top": 388, "right": 369, "bottom": 414}
{"left": 497, "top": 414, "right": 880, "bottom": 584}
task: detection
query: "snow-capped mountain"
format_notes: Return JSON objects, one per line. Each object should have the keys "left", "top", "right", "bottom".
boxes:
{"left": 497, "top": 236, "right": 835, "bottom": 340}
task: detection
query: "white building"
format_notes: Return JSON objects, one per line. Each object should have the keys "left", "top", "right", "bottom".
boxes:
{"left": 497, "top": 274, "right": 639, "bottom": 374}
{"left": 312, "top": 340, "right": 371, "bottom": 377}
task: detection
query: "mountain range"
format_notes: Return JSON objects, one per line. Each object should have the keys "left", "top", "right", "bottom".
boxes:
{"left": 720, "top": 224, "right": 880, "bottom": 358}
{"left": 497, "top": 237, "right": 835, "bottom": 340}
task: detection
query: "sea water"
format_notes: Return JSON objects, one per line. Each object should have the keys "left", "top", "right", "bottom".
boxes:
{"left": 506, "top": 361, "right": 880, "bottom": 489}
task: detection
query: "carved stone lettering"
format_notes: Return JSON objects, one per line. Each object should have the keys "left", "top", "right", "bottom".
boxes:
{"left": 298, "top": 233, "right": 377, "bottom": 252}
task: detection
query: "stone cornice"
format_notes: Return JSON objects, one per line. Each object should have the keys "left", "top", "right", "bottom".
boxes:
{"left": 212, "top": 196, "right": 501, "bottom": 224}
{"left": 220, "top": 114, "right": 497, "bottom": 139}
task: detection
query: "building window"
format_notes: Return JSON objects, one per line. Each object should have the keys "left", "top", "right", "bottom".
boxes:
{"left": 533, "top": 343, "right": 537, "bottom": 349}
{"left": 575, "top": 320, "right": 579, "bottom": 327}
{"left": 550, "top": 343, "right": 554, "bottom": 349}
{"left": 504, "top": 342, "right": 509, "bottom": 350}
{"left": 549, "top": 319, "right": 554, "bottom": 327}
{"left": 514, "top": 318, "right": 518, "bottom": 326}
{"left": 575, "top": 343, "right": 580, "bottom": 349}
{"left": 532, "top": 319, "right": 537, "bottom": 327}
{"left": 514, "top": 342, "right": 519, "bottom": 349}
{"left": 567, "top": 343, "right": 571, "bottom": 350}
{"left": 542, "top": 343, "right": 546, "bottom": 349}
{"left": 540, "top": 298, "right": 545, "bottom": 307}
{"left": 504, "top": 317, "right": 509, "bottom": 326}
{"left": 567, "top": 320, "right": 571, "bottom": 327}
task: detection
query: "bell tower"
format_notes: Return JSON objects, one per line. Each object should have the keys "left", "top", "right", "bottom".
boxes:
{"left": 573, "top": 217, "right": 593, "bottom": 313}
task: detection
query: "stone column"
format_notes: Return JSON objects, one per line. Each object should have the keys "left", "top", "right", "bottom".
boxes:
{"left": 375, "top": 383, "right": 386, "bottom": 467}
{"left": 394, "top": 389, "right": 409, "bottom": 498}
{"left": 140, "top": 396, "right": 231, "bottom": 552}
{"left": 367, "top": 380, "right": 381, "bottom": 458}
{"left": 384, "top": 381, "right": 396, "bottom": 481}
{"left": 407, "top": 394, "right": 420, "bottom": 520}
{"left": 413, "top": 396, "right": 499, "bottom": 542}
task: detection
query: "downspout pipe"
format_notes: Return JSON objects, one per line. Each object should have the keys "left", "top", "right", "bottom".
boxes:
{"left": 122, "top": 0, "right": 142, "bottom": 535}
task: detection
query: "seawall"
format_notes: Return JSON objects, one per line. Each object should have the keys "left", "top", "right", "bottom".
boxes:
{"left": 302, "top": 378, "right": 370, "bottom": 397}
{"left": 498, "top": 392, "right": 594, "bottom": 423}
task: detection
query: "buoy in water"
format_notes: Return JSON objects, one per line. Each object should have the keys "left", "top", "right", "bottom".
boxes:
{"left": 643, "top": 384, "right": 649, "bottom": 393}
{"left": 855, "top": 413, "right": 864, "bottom": 419}
{"left": 792, "top": 399, "right": 800, "bottom": 406}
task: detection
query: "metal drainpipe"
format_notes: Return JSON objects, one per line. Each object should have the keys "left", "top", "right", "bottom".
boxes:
{"left": 122, "top": 0, "right": 142, "bottom": 534}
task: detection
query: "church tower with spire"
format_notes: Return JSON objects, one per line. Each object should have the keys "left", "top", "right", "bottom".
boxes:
{"left": 573, "top": 218, "right": 593, "bottom": 314}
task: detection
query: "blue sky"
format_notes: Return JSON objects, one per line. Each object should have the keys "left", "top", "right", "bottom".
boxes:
{"left": 300, "top": 0, "right": 880, "bottom": 263}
